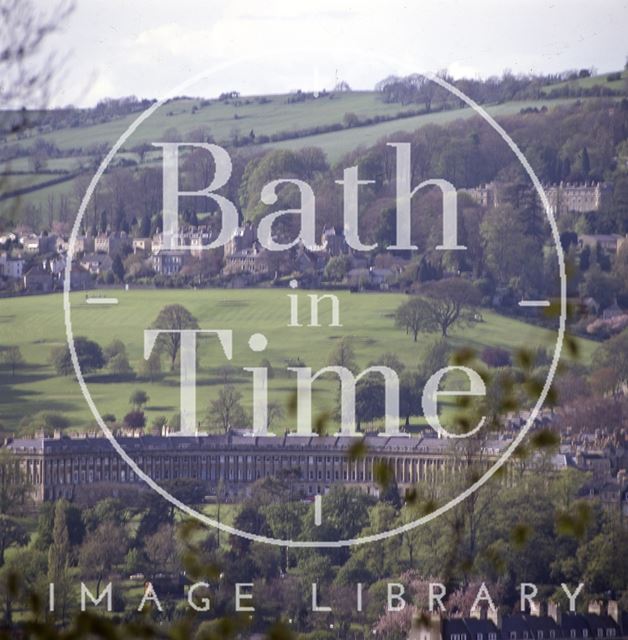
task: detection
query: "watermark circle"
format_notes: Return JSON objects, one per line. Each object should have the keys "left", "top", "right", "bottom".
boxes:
{"left": 63, "top": 49, "right": 566, "bottom": 548}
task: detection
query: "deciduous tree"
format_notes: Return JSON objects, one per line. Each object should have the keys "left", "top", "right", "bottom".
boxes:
{"left": 151, "top": 304, "right": 199, "bottom": 370}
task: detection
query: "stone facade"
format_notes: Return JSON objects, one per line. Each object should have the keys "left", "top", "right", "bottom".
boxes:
{"left": 460, "top": 182, "right": 612, "bottom": 216}
{"left": 3, "top": 433, "right": 520, "bottom": 504}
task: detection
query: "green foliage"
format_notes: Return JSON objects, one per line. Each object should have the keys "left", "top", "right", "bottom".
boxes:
{"left": 593, "top": 327, "right": 628, "bottom": 387}
{"left": 0, "top": 345, "right": 24, "bottom": 375}
{"left": 51, "top": 336, "right": 105, "bottom": 376}
{"left": 108, "top": 352, "right": 133, "bottom": 377}
{"left": 103, "top": 339, "right": 127, "bottom": 362}
{"left": 395, "top": 297, "right": 437, "bottom": 342}
{"left": 579, "top": 263, "right": 622, "bottom": 310}
{"left": 19, "top": 411, "right": 70, "bottom": 436}
{"left": 323, "top": 255, "right": 351, "bottom": 282}
{"left": 419, "top": 278, "right": 481, "bottom": 337}
{"left": 151, "top": 304, "right": 199, "bottom": 370}
{"left": 129, "top": 388, "right": 149, "bottom": 409}
{"left": 0, "top": 515, "right": 28, "bottom": 566}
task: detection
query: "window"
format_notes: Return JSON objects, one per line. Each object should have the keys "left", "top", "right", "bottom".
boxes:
{"left": 571, "top": 631, "right": 576, "bottom": 639}
{"left": 583, "top": 630, "right": 588, "bottom": 638}
{"left": 539, "top": 632, "right": 544, "bottom": 639}
{"left": 511, "top": 632, "right": 517, "bottom": 640}
{"left": 550, "top": 632, "right": 556, "bottom": 639}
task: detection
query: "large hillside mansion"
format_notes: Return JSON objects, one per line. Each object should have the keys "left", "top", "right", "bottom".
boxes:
{"left": 461, "top": 181, "right": 612, "bottom": 216}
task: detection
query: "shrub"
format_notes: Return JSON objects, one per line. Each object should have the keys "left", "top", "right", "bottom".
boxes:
{"left": 481, "top": 346, "right": 512, "bottom": 367}
{"left": 123, "top": 411, "right": 145, "bottom": 429}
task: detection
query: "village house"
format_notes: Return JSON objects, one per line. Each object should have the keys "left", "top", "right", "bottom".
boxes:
{"left": 74, "top": 234, "right": 95, "bottom": 254}
{"left": 94, "top": 231, "right": 129, "bottom": 255}
{"left": 0, "top": 231, "right": 18, "bottom": 246}
{"left": 223, "top": 244, "right": 270, "bottom": 276}
{"left": 80, "top": 253, "right": 113, "bottom": 275}
{"left": 578, "top": 233, "right": 624, "bottom": 254}
{"left": 0, "top": 252, "right": 25, "bottom": 279}
{"left": 151, "top": 249, "right": 192, "bottom": 275}
{"left": 45, "top": 255, "right": 66, "bottom": 276}
{"left": 132, "top": 237, "right": 152, "bottom": 255}
{"left": 68, "top": 262, "right": 93, "bottom": 290}
{"left": 21, "top": 232, "right": 57, "bottom": 254}
{"left": 189, "top": 230, "right": 213, "bottom": 257}
{"left": 23, "top": 265, "right": 53, "bottom": 293}
{"left": 224, "top": 222, "right": 256, "bottom": 256}
{"left": 320, "top": 225, "right": 350, "bottom": 256}
{"left": 55, "top": 236, "right": 69, "bottom": 253}
{"left": 602, "top": 300, "right": 624, "bottom": 320}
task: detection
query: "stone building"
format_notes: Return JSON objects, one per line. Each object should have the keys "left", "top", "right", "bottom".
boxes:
{"left": 4, "top": 433, "right": 522, "bottom": 504}
{"left": 460, "top": 182, "right": 611, "bottom": 216}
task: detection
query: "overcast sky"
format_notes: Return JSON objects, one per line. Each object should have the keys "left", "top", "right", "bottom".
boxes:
{"left": 43, "top": 0, "right": 628, "bottom": 107}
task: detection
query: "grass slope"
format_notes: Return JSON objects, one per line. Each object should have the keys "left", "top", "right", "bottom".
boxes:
{"left": 0, "top": 289, "right": 594, "bottom": 434}
{"left": 541, "top": 69, "right": 628, "bottom": 94}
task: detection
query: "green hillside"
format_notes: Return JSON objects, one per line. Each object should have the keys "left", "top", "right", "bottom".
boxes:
{"left": 541, "top": 68, "right": 628, "bottom": 94}
{"left": 0, "top": 88, "right": 593, "bottom": 227}
{"left": 0, "top": 289, "right": 592, "bottom": 434}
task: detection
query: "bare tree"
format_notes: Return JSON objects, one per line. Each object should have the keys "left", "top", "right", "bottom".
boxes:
{"left": 205, "top": 385, "right": 248, "bottom": 433}
{"left": 0, "top": 0, "right": 73, "bottom": 109}
{"left": 0, "top": 0, "right": 73, "bottom": 228}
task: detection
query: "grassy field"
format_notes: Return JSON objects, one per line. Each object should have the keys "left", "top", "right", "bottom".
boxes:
{"left": 262, "top": 98, "right": 581, "bottom": 160}
{"left": 0, "top": 289, "right": 595, "bottom": 434}
{"left": 541, "top": 69, "right": 628, "bottom": 94}
{"left": 4, "top": 92, "right": 413, "bottom": 153}
{"left": 4, "top": 94, "right": 586, "bottom": 163}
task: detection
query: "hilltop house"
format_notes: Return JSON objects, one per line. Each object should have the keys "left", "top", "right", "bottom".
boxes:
{"left": 460, "top": 182, "right": 612, "bottom": 217}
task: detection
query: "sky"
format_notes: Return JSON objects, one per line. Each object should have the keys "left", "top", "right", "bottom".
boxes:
{"left": 37, "top": 0, "right": 628, "bottom": 107}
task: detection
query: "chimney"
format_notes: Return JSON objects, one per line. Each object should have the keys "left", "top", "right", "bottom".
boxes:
{"left": 548, "top": 602, "right": 562, "bottom": 626}
{"left": 607, "top": 601, "right": 619, "bottom": 624}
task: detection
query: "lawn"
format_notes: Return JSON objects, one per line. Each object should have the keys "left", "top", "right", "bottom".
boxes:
{"left": 2, "top": 92, "right": 587, "bottom": 163}
{"left": 0, "top": 289, "right": 595, "bottom": 434}
{"left": 541, "top": 69, "right": 628, "bottom": 94}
